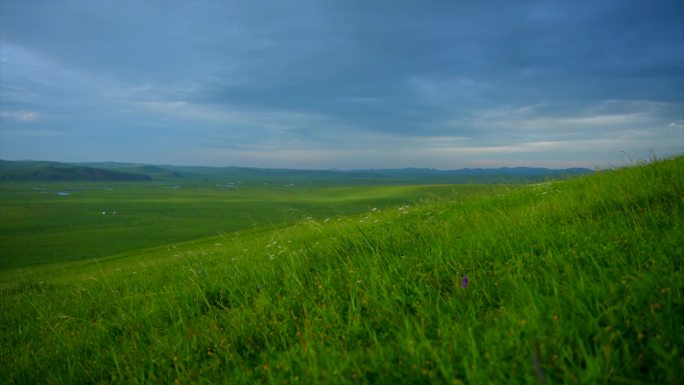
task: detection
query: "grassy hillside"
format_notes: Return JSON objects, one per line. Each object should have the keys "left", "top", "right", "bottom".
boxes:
{"left": 0, "top": 157, "right": 681, "bottom": 384}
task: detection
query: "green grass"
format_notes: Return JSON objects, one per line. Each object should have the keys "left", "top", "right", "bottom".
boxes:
{"left": 0, "top": 181, "right": 483, "bottom": 267}
{"left": 0, "top": 157, "right": 682, "bottom": 384}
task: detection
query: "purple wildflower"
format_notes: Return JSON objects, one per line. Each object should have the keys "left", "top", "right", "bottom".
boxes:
{"left": 461, "top": 275, "right": 469, "bottom": 288}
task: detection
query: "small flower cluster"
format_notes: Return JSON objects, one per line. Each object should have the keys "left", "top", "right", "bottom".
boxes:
{"left": 532, "top": 183, "right": 560, "bottom": 196}
{"left": 266, "top": 239, "right": 287, "bottom": 260}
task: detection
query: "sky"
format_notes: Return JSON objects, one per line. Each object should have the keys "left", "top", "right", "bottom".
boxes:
{"left": 0, "top": 0, "right": 682, "bottom": 169}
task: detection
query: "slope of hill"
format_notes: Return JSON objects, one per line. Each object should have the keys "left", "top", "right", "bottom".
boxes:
{"left": 0, "top": 157, "right": 680, "bottom": 384}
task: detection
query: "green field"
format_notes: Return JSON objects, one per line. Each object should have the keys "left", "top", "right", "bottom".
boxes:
{"left": 1, "top": 157, "right": 682, "bottom": 384}
{"left": 0, "top": 181, "right": 488, "bottom": 268}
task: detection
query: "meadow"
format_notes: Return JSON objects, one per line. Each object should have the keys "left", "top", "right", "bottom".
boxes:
{"left": 0, "top": 157, "right": 682, "bottom": 384}
{"left": 0, "top": 180, "right": 483, "bottom": 268}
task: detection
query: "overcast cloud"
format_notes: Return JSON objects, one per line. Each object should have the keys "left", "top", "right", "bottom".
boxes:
{"left": 1, "top": 0, "right": 682, "bottom": 168}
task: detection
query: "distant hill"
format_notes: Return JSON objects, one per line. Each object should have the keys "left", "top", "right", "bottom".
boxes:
{"left": 0, "top": 161, "right": 152, "bottom": 181}
{"left": 151, "top": 164, "right": 592, "bottom": 184}
{"left": 348, "top": 166, "right": 592, "bottom": 178}
{"left": 0, "top": 159, "right": 593, "bottom": 184}
{"left": 78, "top": 163, "right": 184, "bottom": 179}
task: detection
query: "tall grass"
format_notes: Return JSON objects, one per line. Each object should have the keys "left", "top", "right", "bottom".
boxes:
{"left": 1, "top": 156, "right": 682, "bottom": 384}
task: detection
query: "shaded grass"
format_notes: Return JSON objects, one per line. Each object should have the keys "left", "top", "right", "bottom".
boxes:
{"left": 0, "top": 157, "right": 682, "bottom": 384}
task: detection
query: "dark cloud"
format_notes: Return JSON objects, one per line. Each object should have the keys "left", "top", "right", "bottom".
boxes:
{"left": 0, "top": 0, "right": 682, "bottom": 168}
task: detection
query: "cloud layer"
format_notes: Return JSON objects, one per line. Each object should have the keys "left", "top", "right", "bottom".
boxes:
{"left": 1, "top": 1, "right": 682, "bottom": 168}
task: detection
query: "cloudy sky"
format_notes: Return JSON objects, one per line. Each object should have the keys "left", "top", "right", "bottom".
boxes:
{"left": 0, "top": 1, "right": 682, "bottom": 169}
